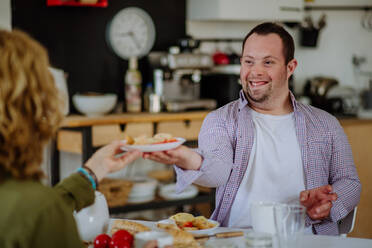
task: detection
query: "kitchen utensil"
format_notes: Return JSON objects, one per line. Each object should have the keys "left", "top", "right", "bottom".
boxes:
{"left": 193, "top": 231, "right": 244, "bottom": 240}
{"left": 178, "top": 36, "right": 200, "bottom": 53}
{"left": 303, "top": 76, "right": 338, "bottom": 98}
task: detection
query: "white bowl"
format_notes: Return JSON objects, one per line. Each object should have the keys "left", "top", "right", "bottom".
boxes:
{"left": 159, "top": 183, "right": 198, "bottom": 200}
{"left": 126, "top": 176, "right": 158, "bottom": 203}
{"left": 72, "top": 93, "right": 117, "bottom": 116}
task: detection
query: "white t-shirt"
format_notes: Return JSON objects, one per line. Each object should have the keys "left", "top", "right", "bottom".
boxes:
{"left": 228, "top": 110, "right": 310, "bottom": 231}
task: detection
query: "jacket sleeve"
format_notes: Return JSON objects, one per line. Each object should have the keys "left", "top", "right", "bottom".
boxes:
{"left": 53, "top": 173, "right": 95, "bottom": 213}
{"left": 328, "top": 120, "right": 361, "bottom": 223}
{"left": 175, "top": 111, "right": 235, "bottom": 192}
{"left": 30, "top": 197, "right": 85, "bottom": 248}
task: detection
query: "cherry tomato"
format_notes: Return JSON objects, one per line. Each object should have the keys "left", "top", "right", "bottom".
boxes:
{"left": 94, "top": 234, "right": 111, "bottom": 248}
{"left": 112, "top": 230, "right": 133, "bottom": 245}
{"left": 183, "top": 221, "right": 193, "bottom": 227}
{"left": 109, "top": 239, "right": 131, "bottom": 248}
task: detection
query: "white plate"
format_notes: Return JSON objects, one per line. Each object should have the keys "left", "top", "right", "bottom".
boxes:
{"left": 156, "top": 219, "right": 220, "bottom": 235}
{"left": 159, "top": 183, "right": 198, "bottom": 200}
{"left": 120, "top": 137, "right": 186, "bottom": 152}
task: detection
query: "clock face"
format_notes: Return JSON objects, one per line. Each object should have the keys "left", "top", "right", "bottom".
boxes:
{"left": 107, "top": 7, "right": 156, "bottom": 59}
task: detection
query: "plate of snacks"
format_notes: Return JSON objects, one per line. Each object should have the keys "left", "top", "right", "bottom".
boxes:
{"left": 156, "top": 213, "right": 220, "bottom": 235}
{"left": 121, "top": 133, "right": 186, "bottom": 152}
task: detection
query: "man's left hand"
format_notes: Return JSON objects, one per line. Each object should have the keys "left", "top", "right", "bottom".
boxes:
{"left": 299, "top": 185, "right": 337, "bottom": 220}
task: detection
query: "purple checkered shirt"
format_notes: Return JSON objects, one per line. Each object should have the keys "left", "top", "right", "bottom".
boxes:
{"left": 175, "top": 90, "right": 361, "bottom": 235}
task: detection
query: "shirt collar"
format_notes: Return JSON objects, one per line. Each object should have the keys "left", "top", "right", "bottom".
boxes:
{"left": 238, "top": 89, "right": 298, "bottom": 112}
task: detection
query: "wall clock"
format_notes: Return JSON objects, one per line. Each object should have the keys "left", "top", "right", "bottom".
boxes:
{"left": 107, "top": 7, "right": 156, "bottom": 59}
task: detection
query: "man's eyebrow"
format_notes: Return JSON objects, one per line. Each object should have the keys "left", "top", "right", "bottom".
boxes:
{"left": 241, "top": 55, "right": 280, "bottom": 60}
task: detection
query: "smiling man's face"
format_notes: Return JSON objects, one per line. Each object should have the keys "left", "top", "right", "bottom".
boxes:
{"left": 240, "top": 33, "right": 296, "bottom": 110}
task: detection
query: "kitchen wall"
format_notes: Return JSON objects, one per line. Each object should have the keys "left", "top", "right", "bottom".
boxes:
{"left": 0, "top": 0, "right": 11, "bottom": 30}
{"left": 187, "top": 9, "right": 372, "bottom": 95}
{"left": 12, "top": 0, "right": 186, "bottom": 113}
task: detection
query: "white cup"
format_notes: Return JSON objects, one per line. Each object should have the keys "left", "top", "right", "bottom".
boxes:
{"left": 250, "top": 202, "right": 277, "bottom": 235}
{"left": 134, "top": 231, "right": 173, "bottom": 248}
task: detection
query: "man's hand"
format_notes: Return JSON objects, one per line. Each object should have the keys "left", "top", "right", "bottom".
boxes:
{"left": 143, "top": 145, "right": 202, "bottom": 170}
{"left": 300, "top": 185, "right": 337, "bottom": 220}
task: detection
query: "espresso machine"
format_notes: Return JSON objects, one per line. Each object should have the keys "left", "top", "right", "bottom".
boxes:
{"left": 148, "top": 49, "right": 217, "bottom": 112}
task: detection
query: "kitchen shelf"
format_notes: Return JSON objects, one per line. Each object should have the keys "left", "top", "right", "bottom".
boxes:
{"left": 47, "top": 0, "right": 108, "bottom": 7}
{"left": 305, "top": 6, "right": 372, "bottom": 11}
{"left": 109, "top": 192, "right": 214, "bottom": 214}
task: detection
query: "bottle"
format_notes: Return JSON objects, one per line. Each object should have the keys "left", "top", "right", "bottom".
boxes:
{"left": 125, "top": 57, "right": 142, "bottom": 112}
{"left": 143, "top": 82, "right": 153, "bottom": 112}
{"left": 153, "top": 69, "right": 164, "bottom": 97}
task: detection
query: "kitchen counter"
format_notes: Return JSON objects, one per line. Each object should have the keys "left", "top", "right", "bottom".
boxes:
{"left": 61, "top": 111, "right": 209, "bottom": 128}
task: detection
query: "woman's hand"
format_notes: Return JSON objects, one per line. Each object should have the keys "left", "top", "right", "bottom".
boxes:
{"left": 143, "top": 145, "right": 202, "bottom": 170}
{"left": 84, "top": 140, "right": 142, "bottom": 181}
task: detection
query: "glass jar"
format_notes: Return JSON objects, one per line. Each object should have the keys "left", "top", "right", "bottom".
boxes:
{"left": 245, "top": 232, "right": 272, "bottom": 248}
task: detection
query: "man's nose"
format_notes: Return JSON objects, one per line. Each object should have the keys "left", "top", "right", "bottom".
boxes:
{"left": 249, "top": 63, "right": 264, "bottom": 77}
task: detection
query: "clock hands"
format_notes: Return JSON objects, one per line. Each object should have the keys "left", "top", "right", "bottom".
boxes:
{"left": 116, "top": 31, "right": 141, "bottom": 51}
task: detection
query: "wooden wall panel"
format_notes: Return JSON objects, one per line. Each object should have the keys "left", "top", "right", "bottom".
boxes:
{"left": 342, "top": 123, "right": 372, "bottom": 238}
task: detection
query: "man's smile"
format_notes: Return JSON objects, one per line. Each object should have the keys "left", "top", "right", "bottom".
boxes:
{"left": 248, "top": 80, "right": 269, "bottom": 89}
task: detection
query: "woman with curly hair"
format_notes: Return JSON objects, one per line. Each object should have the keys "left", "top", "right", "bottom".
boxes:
{"left": 0, "top": 29, "right": 143, "bottom": 247}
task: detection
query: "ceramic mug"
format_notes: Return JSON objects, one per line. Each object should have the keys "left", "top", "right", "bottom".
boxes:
{"left": 74, "top": 191, "right": 110, "bottom": 241}
{"left": 134, "top": 231, "right": 173, "bottom": 248}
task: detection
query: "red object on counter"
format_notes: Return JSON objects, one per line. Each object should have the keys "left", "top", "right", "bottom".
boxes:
{"left": 47, "top": 0, "right": 108, "bottom": 7}
{"left": 212, "top": 52, "right": 230, "bottom": 65}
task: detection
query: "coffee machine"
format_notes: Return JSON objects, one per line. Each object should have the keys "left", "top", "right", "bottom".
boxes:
{"left": 148, "top": 49, "right": 217, "bottom": 112}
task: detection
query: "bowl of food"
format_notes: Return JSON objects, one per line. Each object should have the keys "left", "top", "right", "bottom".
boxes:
{"left": 72, "top": 92, "right": 117, "bottom": 116}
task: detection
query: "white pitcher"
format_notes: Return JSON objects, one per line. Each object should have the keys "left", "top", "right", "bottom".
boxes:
{"left": 74, "top": 191, "right": 110, "bottom": 241}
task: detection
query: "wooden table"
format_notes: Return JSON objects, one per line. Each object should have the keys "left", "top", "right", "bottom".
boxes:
{"left": 105, "top": 219, "right": 372, "bottom": 248}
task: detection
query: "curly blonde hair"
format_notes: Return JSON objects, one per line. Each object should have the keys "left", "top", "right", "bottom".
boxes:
{"left": 0, "top": 29, "right": 64, "bottom": 182}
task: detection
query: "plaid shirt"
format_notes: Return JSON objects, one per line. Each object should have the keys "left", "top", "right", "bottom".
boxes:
{"left": 175, "top": 90, "right": 361, "bottom": 235}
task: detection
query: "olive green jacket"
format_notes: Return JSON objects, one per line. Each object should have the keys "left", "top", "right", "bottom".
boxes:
{"left": 0, "top": 173, "right": 95, "bottom": 248}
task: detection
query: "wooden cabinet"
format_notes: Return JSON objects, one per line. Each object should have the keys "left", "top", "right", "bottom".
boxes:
{"left": 340, "top": 119, "right": 372, "bottom": 239}
{"left": 56, "top": 111, "right": 209, "bottom": 154}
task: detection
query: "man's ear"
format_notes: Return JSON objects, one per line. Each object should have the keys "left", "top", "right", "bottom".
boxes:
{"left": 287, "top": 58, "right": 298, "bottom": 78}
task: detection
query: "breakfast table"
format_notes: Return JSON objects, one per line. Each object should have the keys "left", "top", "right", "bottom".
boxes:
{"left": 106, "top": 219, "right": 372, "bottom": 248}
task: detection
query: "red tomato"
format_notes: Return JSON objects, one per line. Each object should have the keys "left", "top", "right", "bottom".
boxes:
{"left": 109, "top": 239, "right": 131, "bottom": 248}
{"left": 112, "top": 230, "right": 133, "bottom": 245}
{"left": 183, "top": 221, "right": 193, "bottom": 227}
{"left": 94, "top": 234, "right": 111, "bottom": 248}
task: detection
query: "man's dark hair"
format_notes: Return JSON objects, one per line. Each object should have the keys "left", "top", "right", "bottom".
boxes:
{"left": 242, "top": 22, "right": 295, "bottom": 64}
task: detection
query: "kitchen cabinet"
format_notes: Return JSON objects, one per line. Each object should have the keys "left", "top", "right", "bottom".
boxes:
{"left": 53, "top": 111, "right": 210, "bottom": 184}
{"left": 340, "top": 119, "right": 372, "bottom": 239}
{"left": 187, "top": 0, "right": 303, "bottom": 22}
{"left": 53, "top": 111, "right": 212, "bottom": 215}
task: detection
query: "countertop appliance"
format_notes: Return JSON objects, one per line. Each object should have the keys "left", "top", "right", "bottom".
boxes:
{"left": 148, "top": 50, "right": 217, "bottom": 112}
{"left": 200, "top": 65, "right": 242, "bottom": 108}
{"left": 303, "top": 76, "right": 359, "bottom": 116}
